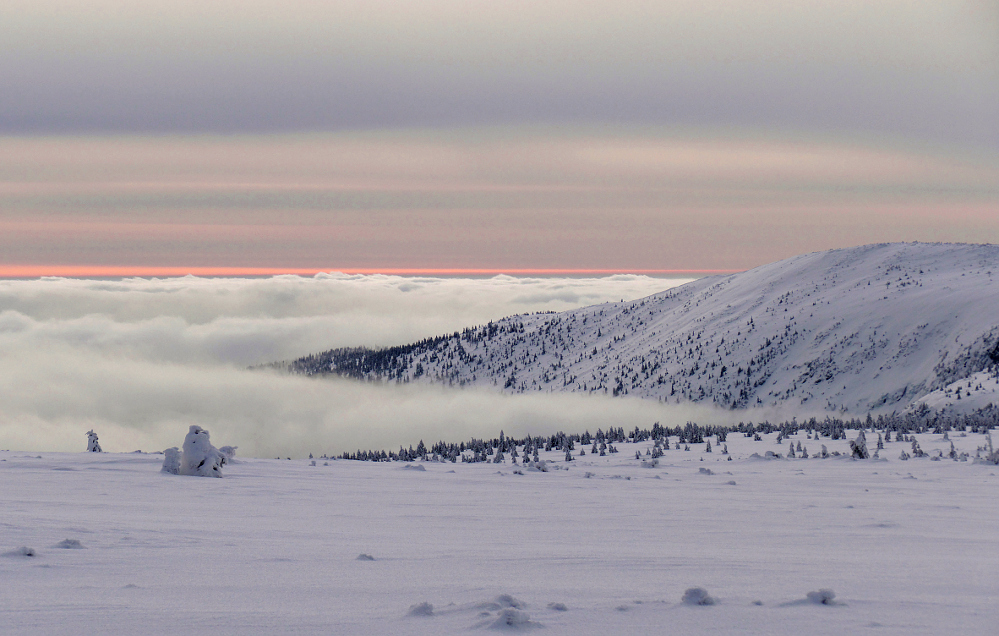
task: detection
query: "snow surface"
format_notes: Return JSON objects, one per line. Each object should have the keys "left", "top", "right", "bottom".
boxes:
{"left": 2, "top": 430, "right": 996, "bottom": 635}
{"left": 291, "top": 243, "right": 999, "bottom": 414}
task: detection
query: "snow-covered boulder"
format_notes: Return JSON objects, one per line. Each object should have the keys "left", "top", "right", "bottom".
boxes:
{"left": 86, "top": 430, "right": 102, "bottom": 453}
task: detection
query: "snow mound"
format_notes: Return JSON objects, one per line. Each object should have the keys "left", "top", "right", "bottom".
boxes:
{"left": 402, "top": 464, "right": 426, "bottom": 471}
{"left": 698, "top": 467, "right": 714, "bottom": 475}
{"left": 407, "top": 602, "right": 434, "bottom": 617}
{"left": 356, "top": 553, "right": 375, "bottom": 561}
{"left": 54, "top": 539, "right": 85, "bottom": 549}
{"left": 682, "top": 587, "right": 716, "bottom": 605}
{"left": 4, "top": 546, "right": 36, "bottom": 557}
{"left": 547, "top": 602, "right": 568, "bottom": 611}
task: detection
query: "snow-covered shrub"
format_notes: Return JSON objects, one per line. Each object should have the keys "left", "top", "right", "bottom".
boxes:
{"left": 182, "top": 425, "right": 226, "bottom": 477}
{"left": 979, "top": 433, "right": 999, "bottom": 465}
{"left": 219, "top": 446, "right": 238, "bottom": 461}
{"left": 407, "top": 602, "right": 434, "bottom": 616}
{"left": 495, "top": 594, "right": 526, "bottom": 609}
{"left": 161, "top": 447, "right": 181, "bottom": 474}
{"left": 162, "top": 426, "right": 228, "bottom": 477}
{"left": 86, "top": 430, "right": 102, "bottom": 453}
{"left": 682, "top": 587, "right": 715, "bottom": 605}
{"left": 849, "top": 431, "right": 869, "bottom": 459}
{"left": 488, "top": 608, "right": 534, "bottom": 629}
{"left": 805, "top": 589, "right": 837, "bottom": 605}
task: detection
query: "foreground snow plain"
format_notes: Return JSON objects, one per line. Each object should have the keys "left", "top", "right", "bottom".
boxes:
{"left": 2, "top": 431, "right": 996, "bottom": 635}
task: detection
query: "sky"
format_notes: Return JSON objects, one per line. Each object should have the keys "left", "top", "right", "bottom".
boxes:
{"left": 1, "top": 0, "right": 997, "bottom": 274}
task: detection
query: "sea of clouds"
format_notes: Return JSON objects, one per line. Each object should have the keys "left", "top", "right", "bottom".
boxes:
{"left": 0, "top": 273, "right": 777, "bottom": 457}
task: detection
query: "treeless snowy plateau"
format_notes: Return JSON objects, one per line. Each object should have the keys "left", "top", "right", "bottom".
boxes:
{"left": 2, "top": 430, "right": 996, "bottom": 635}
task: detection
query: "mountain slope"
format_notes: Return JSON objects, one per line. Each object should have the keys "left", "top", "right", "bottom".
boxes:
{"left": 288, "top": 243, "right": 999, "bottom": 414}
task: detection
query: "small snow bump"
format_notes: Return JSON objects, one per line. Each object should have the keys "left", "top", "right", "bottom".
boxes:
{"left": 55, "top": 539, "right": 85, "bottom": 549}
{"left": 356, "top": 553, "right": 375, "bottom": 561}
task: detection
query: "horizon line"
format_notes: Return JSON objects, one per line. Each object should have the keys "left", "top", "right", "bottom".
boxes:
{"left": 0, "top": 265, "right": 740, "bottom": 279}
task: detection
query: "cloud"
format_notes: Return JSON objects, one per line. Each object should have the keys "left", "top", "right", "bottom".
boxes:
{"left": 0, "top": 342, "right": 759, "bottom": 458}
{"left": 0, "top": 274, "right": 685, "bottom": 365}
{"left": 3, "top": 274, "right": 783, "bottom": 457}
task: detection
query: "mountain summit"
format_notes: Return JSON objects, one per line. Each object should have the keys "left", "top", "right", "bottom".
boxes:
{"left": 287, "top": 243, "right": 999, "bottom": 414}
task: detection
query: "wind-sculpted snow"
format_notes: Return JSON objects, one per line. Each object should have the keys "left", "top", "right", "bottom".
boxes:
{"left": 287, "top": 243, "right": 999, "bottom": 414}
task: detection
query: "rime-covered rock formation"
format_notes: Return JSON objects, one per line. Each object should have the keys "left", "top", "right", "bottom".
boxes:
{"left": 286, "top": 243, "right": 999, "bottom": 414}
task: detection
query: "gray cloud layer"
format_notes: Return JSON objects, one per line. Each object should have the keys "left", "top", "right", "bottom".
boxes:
{"left": 1, "top": 1, "right": 995, "bottom": 147}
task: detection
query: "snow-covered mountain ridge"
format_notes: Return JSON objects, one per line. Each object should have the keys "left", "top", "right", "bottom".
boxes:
{"left": 287, "top": 243, "right": 999, "bottom": 414}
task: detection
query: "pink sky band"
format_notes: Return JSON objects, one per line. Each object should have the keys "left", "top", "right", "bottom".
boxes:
{"left": 0, "top": 265, "right": 735, "bottom": 279}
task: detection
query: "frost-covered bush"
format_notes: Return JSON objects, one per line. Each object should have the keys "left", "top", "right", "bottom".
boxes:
{"left": 849, "top": 431, "right": 869, "bottom": 459}
{"left": 407, "top": 602, "right": 434, "bottom": 616}
{"left": 162, "top": 426, "right": 228, "bottom": 477}
{"left": 682, "top": 587, "right": 715, "bottom": 605}
{"left": 86, "top": 430, "right": 102, "bottom": 453}
{"left": 182, "top": 426, "right": 226, "bottom": 477}
{"left": 161, "top": 447, "right": 182, "bottom": 474}
{"left": 489, "top": 608, "right": 533, "bottom": 629}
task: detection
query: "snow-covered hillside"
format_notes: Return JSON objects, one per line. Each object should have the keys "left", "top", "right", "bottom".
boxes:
{"left": 911, "top": 369, "right": 999, "bottom": 416}
{"left": 288, "top": 243, "right": 999, "bottom": 414}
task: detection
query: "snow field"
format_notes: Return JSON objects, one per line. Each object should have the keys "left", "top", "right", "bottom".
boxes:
{"left": 1, "top": 430, "right": 997, "bottom": 635}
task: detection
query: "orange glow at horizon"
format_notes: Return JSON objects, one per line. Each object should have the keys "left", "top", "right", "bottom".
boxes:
{"left": 0, "top": 265, "right": 735, "bottom": 279}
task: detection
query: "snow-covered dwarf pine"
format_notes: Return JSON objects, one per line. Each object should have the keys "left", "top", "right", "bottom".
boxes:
{"left": 849, "top": 431, "right": 869, "bottom": 459}
{"left": 86, "top": 430, "right": 102, "bottom": 453}
{"left": 161, "top": 425, "right": 231, "bottom": 477}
